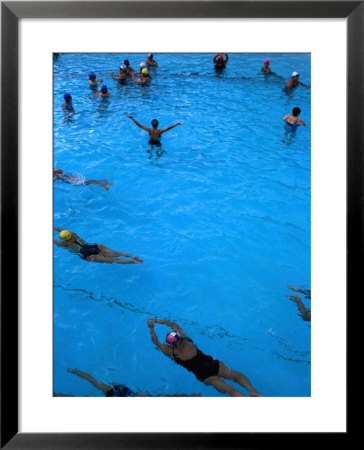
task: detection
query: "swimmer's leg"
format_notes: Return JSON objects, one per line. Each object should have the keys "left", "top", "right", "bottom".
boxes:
{"left": 87, "top": 254, "right": 138, "bottom": 264}
{"left": 217, "top": 362, "right": 262, "bottom": 396}
{"left": 97, "top": 244, "right": 132, "bottom": 257}
{"left": 204, "top": 375, "right": 245, "bottom": 397}
{"left": 67, "top": 368, "right": 111, "bottom": 394}
{"left": 286, "top": 294, "right": 311, "bottom": 321}
{"left": 84, "top": 180, "right": 110, "bottom": 191}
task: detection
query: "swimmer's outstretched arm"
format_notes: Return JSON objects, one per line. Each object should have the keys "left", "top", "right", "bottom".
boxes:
{"left": 159, "top": 122, "right": 184, "bottom": 135}
{"left": 147, "top": 319, "right": 173, "bottom": 356}
{"left": 150, "top": 318, "right": 186, "bottom": 337}
{"left": 126, "top": 115, "right": 150, "bottom": 132}
{"left": 54, "top": 239, "right": 68, "bottom": 247}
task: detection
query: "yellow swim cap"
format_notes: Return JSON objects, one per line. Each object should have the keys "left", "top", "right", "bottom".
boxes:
{"left": 60, "top": 230, "right": 72, "bottom": 241}
{"left": 142, "top": 68, "right": 149, "bottom": 75}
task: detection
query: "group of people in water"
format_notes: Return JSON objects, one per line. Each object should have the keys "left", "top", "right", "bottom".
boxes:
{"left": 54, "top": 53, "right": 310, "bottom": 397}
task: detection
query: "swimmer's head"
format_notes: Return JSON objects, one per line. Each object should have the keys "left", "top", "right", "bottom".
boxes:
{"left": 292, "top": 107, "right": 301, "bottom": 116}
{"left": 124, "top": 59, "right": 130, "bottom": 66}
{"left": 151, "top": 119, "right": 159, "bottom": 128}
{"left": 217, "top": 54, "right": 223, "bottom": 60}
{"left": 140, "top": 62, "right": 146, "bottom": 69}
{"left": 264, "top": 59, "right": 270, "bottom": 65}
{"left": 100, "top": 85, "right": 108, "bottom": 93}
{"left": 59, "top": 230, "right": 72, "bottom": 241}
{"left": 292, "top": 71, "right": 299, "bottom": 78}
{"left": 64, "top": 93, "right": 72, "bottom": 102}
{"left": 120, "top": 64, "right": 127, "bottom": 71}
{"left": 148, "top": 53, "right": 153, "bottom": 59}
{"left": 142, "top": 68, "right": 149, "bottom": 76}
{"left": 88, "top": 72, "right": 96, "bottom": 80}
{"left": 166, "top": 331, "right": 182, "bottom": 347}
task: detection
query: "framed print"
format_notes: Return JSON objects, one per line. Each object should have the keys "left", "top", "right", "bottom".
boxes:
{"left": 1, "top": 1, "right": 359, "bottom": 448}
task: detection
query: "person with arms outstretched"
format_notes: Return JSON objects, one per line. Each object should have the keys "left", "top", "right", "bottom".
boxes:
{"left": 147, "top": 318, "right": 262, "bottom": 397}
{"left": 126, "top": 115, "right": 184, "bottom": 147}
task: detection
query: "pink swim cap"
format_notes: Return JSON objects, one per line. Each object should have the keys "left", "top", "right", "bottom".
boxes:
{"left": 265, "top": 59, "right": 270, "bottom": 64}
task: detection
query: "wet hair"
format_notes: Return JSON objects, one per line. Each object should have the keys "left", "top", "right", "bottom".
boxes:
{"left": 151, "top": 119, "right": 159, "bottom": 127}
{"left": 292, "top": 107, "right": 301, "bottom": 116}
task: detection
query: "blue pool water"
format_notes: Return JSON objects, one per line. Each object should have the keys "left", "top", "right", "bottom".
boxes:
{"left": 53, "top": 53, "right": 311, "bottom": 397}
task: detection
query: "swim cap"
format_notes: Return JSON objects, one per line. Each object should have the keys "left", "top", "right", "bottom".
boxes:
{"left": 124, "top": 59, "right": 130, "bottom": 65}
{"left": 142, "top": 68, "right": 149, "bottom": 75}
{"left": 217, "top": 54, "right": 223, "bottom": 60}
{"left": 166, "top": 331, "right": 181, "bottom": 346}
{"left": 60, "top": 230, "right": 72, "bottom": 241}
{"left": 264, "top": 59, "right": 270, "bottom": 64}
{"left": 120, "top": 64, "right": 126, "bottom": 71}
{"left": 140, "top": 62, "right": 146, "bottom": 68}
{"left": 64, "top": 93, "right": 72, "bottom": 102}
{"left": 148, "top": 53, "right": 153, "bottom": 58}
{"left": 100, "top": 85, "right": 107, "bottom": 93}
{"left": 88, "top": 72, "right": 96, "bottom": 79}
{"left": 292, "top": 71, "right": 299, "bottom": 77}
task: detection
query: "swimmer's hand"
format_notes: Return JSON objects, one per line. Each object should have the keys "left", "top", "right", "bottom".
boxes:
{"left": 147, "top": 318, "right": 156, "bottom": 328}
{"left": 126, "top": 115, "right": 133, "bottom": 119}
{"left": 178, "top": 122, "right": 184, "bottom": 126}
{"left": 249, "top": 390, "right": 263, "bottom": 397}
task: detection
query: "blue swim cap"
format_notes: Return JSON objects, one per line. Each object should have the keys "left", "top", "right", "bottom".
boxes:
{"left": 124, "top": 59, "right": 129, "bottom": 65}
{"left": 64, "top": 93, "right": 71, "bottom": 101}
{"left": 100, "top": 85, "right": 107, "bottom": 93}
{"left": 148, "top": 53, "right": 153, "bottom": 58}
{"left": 88, "top": 72, "right": 96, "bottom": 79}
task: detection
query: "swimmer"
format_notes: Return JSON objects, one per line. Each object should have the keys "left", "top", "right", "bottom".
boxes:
{"left": 132, "top": 68, "right": 151, "bottom": 84}
{"left": 96, "top": 84, "right": 110, "bottom": 98}
{"left": 147, "top": 318, "right": 262, "bottom": 397}
{"left": 110, "top": 65, "right": 128, "bottom": 83}
{"left": 53, "top": 169, "right": 112, "bottom": 191}
{"left": 88, "top": 72, "right": 103, "bottom": 87}
{"left": 138, "top": 62, "right": 147, "bottom": 74}
{"left": 213, "top": 53, "right": 228, "bottom": 68}
{"left": 60, "top": 368, "right": 201, "bottom": 397}
{"left": 261, "top": 59, "right": 271, "bottom": 74}
{"left": 62, "top": 93, "right": 74, "bottom": 111}
{"left": 145, "top": 53, "right": 158, "bottom": 68}
{"left": 53, "top": 227, "right": 143, "bottom": 264}
{"left": 126, "top": 115, "right": 184, "bottom": 147}
{"left": 282, "top": 107, "right": 306, "bottom": 134}
{"left": 286, "top": 286, "right": 311, "bottom": 322}
{"left": 123, "top": 59, "right": 134, "bottom": 77}
{"left": 285, "top": 72, "right": 310, "bottom": 92}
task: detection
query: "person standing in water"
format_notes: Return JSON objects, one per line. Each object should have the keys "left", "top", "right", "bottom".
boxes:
{"left": 213, "top": 53, "right": 228, "bottom": 68}
{"left": 88, "top": 72, "right": 103, "bottom": 88}
{"left": 110, "top": 65, "right": 128, "bottom": 83}
{"left": 132, "top": 68, "right": 151, "bottom": 84}
{"left": 147, "top": 318, "right": 262, "bottom": 397}
{"left": 145, "top": 53, "right": 158, "bottom": 68}
{"left": 282, "top": 107, "right": 306, "bottom": 135}
{"left": 261, "top": 59, "right": 271, "bottom": 74}
{"left": 126, "top": 115, "right": 184, "bottom": 147}
{"left": 96, "top": 84, "right": 110, "bottom": 98}
{"left": 53, "top": 227, "right": 143, "bottom": 264}
{"left": 285, "top": 72, "right": 310, "bottom": 92}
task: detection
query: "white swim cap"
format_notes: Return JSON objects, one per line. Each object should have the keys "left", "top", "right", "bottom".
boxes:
{"left": 292, "top": 71, "right": 299, "bottom": 77}
{"left": 140, "top": 62, "right": 146, "bottom": 68}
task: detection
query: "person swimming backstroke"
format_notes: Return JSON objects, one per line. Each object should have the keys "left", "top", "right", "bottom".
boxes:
{"left": 53, "top": 227, "right": 143, "bottom": 264}
{"left": 126, "top": 115, "right": 184, "bottom": 147}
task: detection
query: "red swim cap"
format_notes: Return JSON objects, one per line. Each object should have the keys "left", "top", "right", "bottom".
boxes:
{"left": 265, "top": 59, "right": 270, "bottom": 64}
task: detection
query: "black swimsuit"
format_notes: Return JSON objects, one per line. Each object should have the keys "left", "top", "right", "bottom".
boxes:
{"left": 73, "top": 239, "right": 101, "bottom": 260}
{"left": 172, "top": 339, "right": 220, "bottom": 382}
{"left": 148, "top": 135, "right": 161, "bottom": 147}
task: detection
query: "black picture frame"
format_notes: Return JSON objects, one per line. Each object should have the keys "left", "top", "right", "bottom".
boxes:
{"left": 1, "top": 1, "right": 358, "bottom": 448}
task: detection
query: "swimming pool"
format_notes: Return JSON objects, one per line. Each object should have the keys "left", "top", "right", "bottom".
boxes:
{"left": 53, "top": 53, "right": 311, "bottom": 397}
